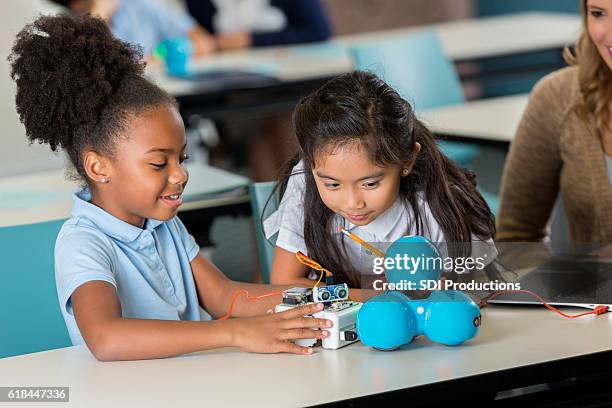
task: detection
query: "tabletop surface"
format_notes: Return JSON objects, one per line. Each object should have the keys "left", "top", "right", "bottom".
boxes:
{"left": 0, "top": 163, "right": 250, "bottom": 228}
{"left": 418, "top": 94, "right": 529, "bottom": 143}
{"left": 153, "top": 12, "right": 580, "bottom": 98}
{"left": 339, "top": 11, "right": 581, "bottom": 61}
{"left": 1, "top": 305, "right": 611, "bottom": 407}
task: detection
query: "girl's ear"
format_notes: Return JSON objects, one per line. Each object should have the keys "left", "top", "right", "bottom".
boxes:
{"left": 402, "top": 142, "right": 421, "bottom": 176}
{"left": 83, "top": 150, "right": 112, "bottom": 185}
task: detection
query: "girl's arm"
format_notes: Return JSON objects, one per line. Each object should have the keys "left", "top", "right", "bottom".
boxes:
{"left": 71, "top": 280, "right": 331, "bottom": 361}
{"left": 270, "top": 246, "right": 311, "bottom": 285}
{"left": 190, "top": 251, "right": 300, "bottom": 318}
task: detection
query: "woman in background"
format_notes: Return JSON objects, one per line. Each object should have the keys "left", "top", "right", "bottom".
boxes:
{"left": 497, "top": 0, "right": 612, "bottom": 244}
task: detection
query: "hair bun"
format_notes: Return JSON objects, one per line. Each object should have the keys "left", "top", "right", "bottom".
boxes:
{"left": 9, "top": 14, "right": 144, "bottom": 151}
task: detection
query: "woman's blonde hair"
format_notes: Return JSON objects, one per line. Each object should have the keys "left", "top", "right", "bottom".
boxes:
{"left": 563, "top": 0, "right": 612, "bottom": 134}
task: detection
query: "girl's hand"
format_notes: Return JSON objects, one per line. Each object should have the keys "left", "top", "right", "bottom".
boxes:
{"left": 230, "top": 303, "right": 332, "bottom": 354}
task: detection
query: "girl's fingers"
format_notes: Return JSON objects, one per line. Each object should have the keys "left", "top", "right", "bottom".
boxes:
{"left": 282, "top": 316, "right": 332, "bottom": 329}
{"left": 278, "top": 328, "right": 329, "bottom": 341}
{"left": 279, "top": 302, "right": 324, "bottom": 318}
{"left": 277, "top": 341, "right": 314, "bottom": 355}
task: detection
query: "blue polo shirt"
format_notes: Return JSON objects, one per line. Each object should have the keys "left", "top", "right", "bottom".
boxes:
{"left": 55, "top": 189, "right": 211, "bottom": 346}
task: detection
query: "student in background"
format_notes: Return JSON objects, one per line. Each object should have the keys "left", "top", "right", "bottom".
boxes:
{"left": 48, "top": 0, "right": 217, "bottom": 58}
{"left": 9, "top": 14, "right": 332, "bottom": 361}
{"left": 186, "top": 0, "right": 333, "bottom": 181}
{"left": 497, "top": 0, "right": 612, "bottom": 244}
{"left": 264, "top": 71, "right": 499, "bottom": 300}
{"left": 185, "top": 0, "right": 332, "bottom": 51}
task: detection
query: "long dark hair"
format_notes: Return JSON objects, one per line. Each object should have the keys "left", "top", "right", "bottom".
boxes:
{"left": 269, "top": 71, "right": 496, "bottom": 287}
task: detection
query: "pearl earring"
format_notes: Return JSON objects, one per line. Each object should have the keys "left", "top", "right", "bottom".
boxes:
{"left": 102, "top": 178, "right": 108, "bottom": 183}
{"left": 401, "top": 169, "right": 409, "bottom": 177}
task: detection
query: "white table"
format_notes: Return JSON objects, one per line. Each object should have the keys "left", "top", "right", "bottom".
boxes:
{"left": 418, "top": 94, "right": 529, "bottom": 143}
{"left": 154, "top": 12, "right": 580, "bottom": 98}
{"left": 0, "top": 305, "right": 610, "bottom": 407}
{"left": 0, "top": 163, "right": 250, "bottom": 228}
{"left": 338, "top": 11, "right": 581, "bottom": 61}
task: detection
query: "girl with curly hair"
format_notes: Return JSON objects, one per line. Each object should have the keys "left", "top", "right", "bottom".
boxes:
{"left": 9, "top": 14, "right": 332, "bottom": 361}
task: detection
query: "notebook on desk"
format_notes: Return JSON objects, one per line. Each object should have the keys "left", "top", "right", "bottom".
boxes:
{"left": 488, "top": 254, "right": 612, "bottom": 310}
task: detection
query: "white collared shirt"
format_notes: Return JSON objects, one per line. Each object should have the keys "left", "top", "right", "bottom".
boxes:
{"left": 263, "top": 161, "right": 498, "bottom": 276}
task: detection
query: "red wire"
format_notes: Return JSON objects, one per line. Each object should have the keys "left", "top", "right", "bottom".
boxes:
{"left": 219, "top": 289, "right": 283, "bottom": 320}
{"left": 480, "top": 290, "right": 609, "bottom": 318}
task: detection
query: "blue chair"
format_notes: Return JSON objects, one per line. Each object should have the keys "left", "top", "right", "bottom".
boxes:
{"left": 0, "top": 219, "right": 71, "bottom": 358}
{"left": 249, "top": 182, "right": 278, "bottom": 283}
{"left": 350, "top": 30, "right": 498, "bottom": 212}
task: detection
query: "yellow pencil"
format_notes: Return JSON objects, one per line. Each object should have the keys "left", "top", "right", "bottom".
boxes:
{"left": 338, "top": 226, "right": 385, "bottom": 258}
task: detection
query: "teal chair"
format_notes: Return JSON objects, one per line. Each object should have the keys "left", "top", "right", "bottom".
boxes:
{"left": 0, "top": 219, "right": 72, "bottom": 358}
{"left": 350, "top": 30, "right": 499, "bottom": 213}
{"left": 249, "top": 182, "right": 278, "bottom": 283}
{"left": 479, "top": 189, "right": 500, "bottom": 217}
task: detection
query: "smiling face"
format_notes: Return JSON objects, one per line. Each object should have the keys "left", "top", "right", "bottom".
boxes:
{"left": 89, "top": 104, "right": 189, "bottom": 227}
{"left": 587, "top": 0, "right": 612, "bottom": 71}
{"left": 312, "top": 141, "right": 402, "bottom": 226}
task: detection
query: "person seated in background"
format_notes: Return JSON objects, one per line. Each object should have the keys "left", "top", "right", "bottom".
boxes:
{"left": 185, "top": 0, "right": 332, "bottom": 51}
{"left": 497, "top": 0, "right": 612, "bottom": 245}
{"left": 186, "top": 0, "right": 333, "bottom": 181}
{"left": 48, "top": 0, "right": 217, "bottom": 59}
{"left": 495, "top": 0, "right": 612, "bottom": 273}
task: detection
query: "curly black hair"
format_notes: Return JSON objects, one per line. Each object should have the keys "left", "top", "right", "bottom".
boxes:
{"left": 8, "top": 14, "right": 176, "bottom": 183}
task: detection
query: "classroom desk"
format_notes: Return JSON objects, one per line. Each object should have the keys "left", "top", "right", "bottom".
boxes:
{"left": 154, "top": 12, "right": 579, "bottom": 100}
{"left": 0, "top": 163, "right": 250, "bottom": 246}
{"left": 336, "top": 11, "right": 580, "bottom": 62}
{"left": 418, "top": 94, "right": 529, "bottom": 145}
{"left": 1, "top": 305, "right": 611, "bottom": 407}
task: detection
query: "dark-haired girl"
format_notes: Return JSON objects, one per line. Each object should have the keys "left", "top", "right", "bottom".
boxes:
{"left": 9, "top": 14, "right": 333, "bottom": 361}
{"left": 265, "top": 71, "right": 498, "bottom": 298}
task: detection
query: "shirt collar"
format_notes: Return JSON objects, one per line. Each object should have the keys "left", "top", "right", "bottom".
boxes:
{"left": 333, "top": 196, "right": 405, "bottom": 242}
{"left": 72, "top": 188, "right": 163, "bottom": 243}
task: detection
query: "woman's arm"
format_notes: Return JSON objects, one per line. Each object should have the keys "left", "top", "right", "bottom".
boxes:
{"left": 496, "top": 73, "right": 564, "bottom": 242}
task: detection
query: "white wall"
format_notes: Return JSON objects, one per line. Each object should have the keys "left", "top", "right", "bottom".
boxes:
{"left": 0, "top": 0, "right": 64, "bottom": 178}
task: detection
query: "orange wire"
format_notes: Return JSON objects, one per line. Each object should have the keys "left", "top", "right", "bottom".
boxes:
{"left": 219, "top": 289, "right": 283, "bottom": 320}
{"left": 295, "top": 251, "right": 332, "bottom": 288}
{"left": 480, "top": 290, "right": 609, "bottom": 319}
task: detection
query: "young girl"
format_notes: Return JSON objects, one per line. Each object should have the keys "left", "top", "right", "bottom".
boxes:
{"left": 264, "top": 71, "right": 499, "bottom": 296}
{"left": 9, "top": 14, "right": 332, "bottom": 361}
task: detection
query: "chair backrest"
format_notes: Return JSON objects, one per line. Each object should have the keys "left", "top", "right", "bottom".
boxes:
{"left": 249, "top": 182, "right": 278, "bottom": 283}
{"left": 350, "top": 30, "right": 489, "bottom": 183}
{"left": 0, "top": 219, "right": 71, "bottom": 358}
{"left": 350, "top": 30, "right": 465, "bottom": 110}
